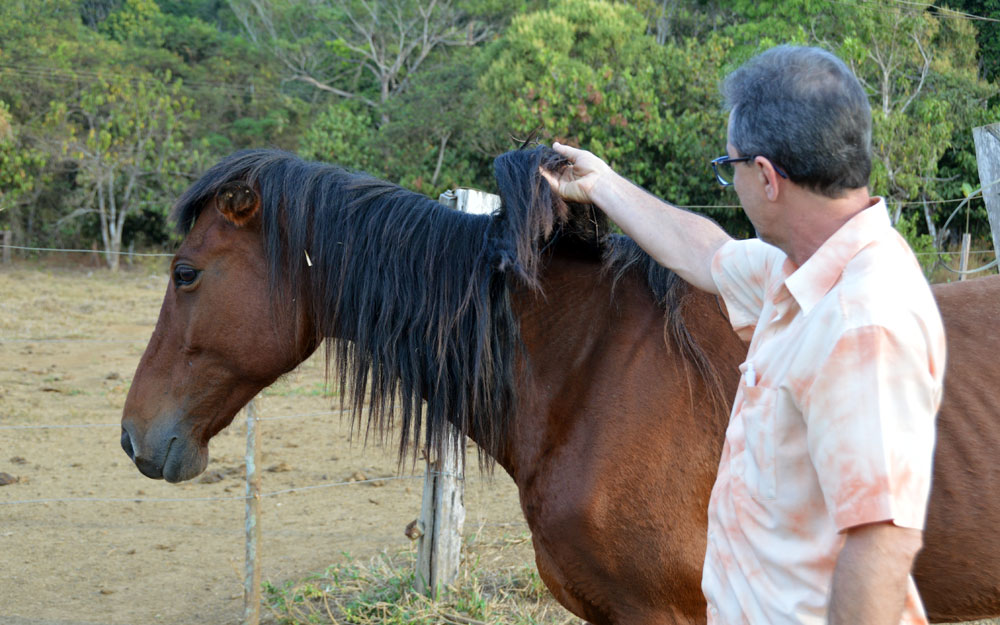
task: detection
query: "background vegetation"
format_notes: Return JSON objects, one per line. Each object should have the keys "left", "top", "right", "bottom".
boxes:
{"left": 0, "top": 0, "right": 997, "bottom": 269}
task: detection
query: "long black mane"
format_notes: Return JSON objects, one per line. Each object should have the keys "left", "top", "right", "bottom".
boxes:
{"left": 173, "top": 146, "right": 720, "bottom": 466}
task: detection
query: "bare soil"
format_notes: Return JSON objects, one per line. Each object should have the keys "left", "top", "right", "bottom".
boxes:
{"left": 0, "top": 263, "right": 541, "bottom": 625}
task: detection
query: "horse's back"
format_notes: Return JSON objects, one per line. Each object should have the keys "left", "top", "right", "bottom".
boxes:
{"left": 917, "top": 274, "right": 1000, "bottom": 622}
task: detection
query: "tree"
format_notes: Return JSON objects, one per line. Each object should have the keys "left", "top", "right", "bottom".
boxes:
{"left": 719, "top": 0, "right": 999, "bottom": 248}
{"left": 943, "top": 0, "right": 1000, "bottom": 83}
{"left": 377, "top": 48, "right": 491, "bottom": 194}
{"left": 0, "top": 102, "right": 47, "bottom": 222}
{"left": 299, "top": 100, "right": 377, "bottom": 170}
{"left": 48, "top": 72, "right": 199, "bottom": 270}
{"left": 227, "top": 0, "right": 497, "bottom": 124}
{"left": 477, "top": 0, "right": 741, "bottom": 230}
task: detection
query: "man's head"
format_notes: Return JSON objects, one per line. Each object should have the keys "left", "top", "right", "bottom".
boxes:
{"left": 722, "top": 45, "right": 871, "bottom": 199}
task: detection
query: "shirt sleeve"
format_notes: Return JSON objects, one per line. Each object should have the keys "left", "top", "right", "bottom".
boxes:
{"left": 710, "top": 239, "right": 787, "bottom": 341}
{"left": 803, "top": 324, "right": 940, "bottom": 532}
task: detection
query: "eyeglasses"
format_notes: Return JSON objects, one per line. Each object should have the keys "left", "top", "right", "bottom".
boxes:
{"left": 711, "top": 155, "right": 789, "bottom": 187}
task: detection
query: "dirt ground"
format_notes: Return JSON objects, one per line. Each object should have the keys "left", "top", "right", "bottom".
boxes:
{"left": 0, "top": 262, "right": 543, "bottom": 625}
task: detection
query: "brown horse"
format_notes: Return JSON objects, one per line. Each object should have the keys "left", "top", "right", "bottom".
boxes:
{"left": 121, "top": 147, "right": 1000, "bottom": 624}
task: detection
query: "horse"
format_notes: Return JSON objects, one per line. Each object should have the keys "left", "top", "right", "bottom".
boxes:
{"left": 120, "top": 146, "right": 1000, "bottom": 624}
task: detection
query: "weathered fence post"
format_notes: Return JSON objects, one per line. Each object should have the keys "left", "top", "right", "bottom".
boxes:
{"left": 972, "top": 124, "right": 1000, "bottom": 265}
{"left": 411, "top": 189, "right": 500, "bottom": 597}
{"left": 2, "top": 230, "right": 11, "bottom": 265}
{"left": 243, "top": 398, "right": 262, "bottom": 625}
{"left": 960, "top": 233, "right": 972, "bottom": 282}
{"left": 415, "top": 432, "right": 466, "bottom": 598}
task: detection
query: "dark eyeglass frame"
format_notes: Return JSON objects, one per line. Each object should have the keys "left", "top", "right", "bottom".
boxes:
{"left": 711, "top": 155, "right": 789, "bottom": 187}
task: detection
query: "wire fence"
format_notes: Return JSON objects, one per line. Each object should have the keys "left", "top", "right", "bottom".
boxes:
{"left": 0, "top": 327, "right": 529, "bottom": 624}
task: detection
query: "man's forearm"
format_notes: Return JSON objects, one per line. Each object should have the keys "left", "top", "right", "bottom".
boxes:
{"left": 828, "top": 523, "right": 923, "bottom": 625}
{"left": 588, "top": 171, "right": 731, "bottom": 294}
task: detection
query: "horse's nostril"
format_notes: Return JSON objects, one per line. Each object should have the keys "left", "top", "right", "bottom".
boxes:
{"left": 121, "top": 427, "right": 136, "bottom": 461}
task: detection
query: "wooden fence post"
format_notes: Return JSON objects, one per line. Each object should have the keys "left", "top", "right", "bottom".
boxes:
{"left": 960, "top": 233, "right": 972, "bottom": 282}
{"left": 2, "top": 230, "right": 11, "bottom": 265}
{"left": 972, "top": 124, "right": 1000, "bottom": 266}
{"left": 415, "top": 433, "right": 466, "bottom": 597}
{"left": 243, "top": 399, "right": 262, "bottom": 625}
{"left": 411, "top": 189, "right": 500, "bottom": 597}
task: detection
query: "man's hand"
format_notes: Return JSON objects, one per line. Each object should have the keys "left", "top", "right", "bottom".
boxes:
{"left": 539, "top": 142, "right": 613, "bottom": 204}
{"left": 537, "top": 140, "right": 730, "bottom": 294}
{"left": 828, "top": 521, "right": 924, "bottom": 625}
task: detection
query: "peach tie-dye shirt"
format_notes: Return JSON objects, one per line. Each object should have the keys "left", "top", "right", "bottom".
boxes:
{"left": 703, "top": 200, "right": 946, "bottom": 624}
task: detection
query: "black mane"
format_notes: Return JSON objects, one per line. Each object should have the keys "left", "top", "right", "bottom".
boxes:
{"left": 172, "top": 146, "right": 719, "bottom": 466}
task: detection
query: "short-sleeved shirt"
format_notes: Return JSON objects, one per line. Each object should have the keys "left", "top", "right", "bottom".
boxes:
{"left": 702, "top": 199, "right": 946, "bottom": 624}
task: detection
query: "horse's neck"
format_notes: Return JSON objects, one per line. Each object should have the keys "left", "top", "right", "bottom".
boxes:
{"left": 505, "top": 250, "right": 741, "bottom": 480}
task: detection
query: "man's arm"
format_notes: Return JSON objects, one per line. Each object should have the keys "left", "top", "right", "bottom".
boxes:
{"left": 541, "top": 142, "right": 731, "bottom": 294}
{"left": 828, "top": 521, "right": 924, "bottom": 625}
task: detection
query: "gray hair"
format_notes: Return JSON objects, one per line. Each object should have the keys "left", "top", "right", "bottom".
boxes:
{"left": 722, "top": 45, "right": 872, "bottom": 198}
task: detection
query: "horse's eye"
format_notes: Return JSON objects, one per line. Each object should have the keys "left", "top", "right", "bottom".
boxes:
{"left": 173, "top": 265, "right": 199, "bottom": 287}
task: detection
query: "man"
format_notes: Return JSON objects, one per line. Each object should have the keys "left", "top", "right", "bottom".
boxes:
{"left": 542, "top": 45, "right": 946, "bottom": 624}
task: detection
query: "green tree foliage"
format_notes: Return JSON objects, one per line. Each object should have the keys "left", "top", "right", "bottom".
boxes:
{"left": 0, "top": 0, "right": 995, "bottom": 258}
{"left": 944, "top": 0, "right": 1000, "bottom": 82}
{"left": 717, "top": 0, "right": 999, "bottom": 244}
{"left": 478, "top": 0, "right": 743, "bottom": 230}
{"left": 299, "top": 101, "right": 377, "bottom": 171}
{"left": 48, "top": 72, "right": 200, "bottom": 270}
{"left": 227, "top": 0, "right": 503, "bottom": 118}
{"left": 0, "top": 102, "right": 48, "bottom": 221}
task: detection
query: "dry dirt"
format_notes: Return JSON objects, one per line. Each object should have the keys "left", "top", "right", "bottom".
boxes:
{"left": 0, "top": 263, "right": 543, "bottom": 625}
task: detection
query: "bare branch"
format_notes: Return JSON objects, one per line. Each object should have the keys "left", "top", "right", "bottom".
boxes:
{"left": 898, "top": 31, "right": 931, "bottom": 115}
{"left": 293, "top": 74, "right": 379, "bottom": 108}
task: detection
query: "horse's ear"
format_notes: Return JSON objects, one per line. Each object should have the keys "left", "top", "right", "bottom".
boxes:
{"left": 215, "top": 181, "right": 260, "bottom": 227}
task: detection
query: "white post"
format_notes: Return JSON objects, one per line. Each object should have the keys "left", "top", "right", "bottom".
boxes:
{"left": 243, "top": 399, "right": 262, "bottom": 625}
{"left": 411, "top": 189, "right": 500, "bottom": 596}
{"left": 2, "top": 230, "right": 11, "bottom": 265}
{"left": 972, "top": 124, "right": 1000, "bottom": 266}
{"left": 415, "top": 434, "right": 466, "bottom": 597}
{"left": 960, "top": 233, "right": 972, "bottom": 282}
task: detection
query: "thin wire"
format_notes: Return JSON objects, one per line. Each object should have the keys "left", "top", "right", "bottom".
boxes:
{"left": 0, "top": 422, "right": 119, "bottom": 430}
{"left": 0, "top": 244, "right": 173, "bottom": 257}
{"left": 258, "top": 410, "right": 345, "bottom": 422}
{"left": 824, "top": 0, "right": 1000, "bottom": 21}
{"left": 0, "top": 410, "right": 345, "bottom": 430}
{"left": 0, "top": 338, "right": 148, "bottom": 343}
{"left": 0, "top": 64, "right": 285, "bottom": 97}
{"left": 680, "top": 196, "right": 981, "bottom": 210}
{"left": 912, "top": 249, "right": 994, "bottom": 256}
{"left": 0, "top": 475, "right": 426, "bottom": 506}
{"left": 935, "top": 258, "right": 999, "bottom": 275}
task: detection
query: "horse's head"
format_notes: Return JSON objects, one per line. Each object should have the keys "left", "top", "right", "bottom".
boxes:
{"left": 121, "top": 180, "right": 314, "bottom": 482}
{"left": 120, "top": 145, "right": 606, "bottom": 482}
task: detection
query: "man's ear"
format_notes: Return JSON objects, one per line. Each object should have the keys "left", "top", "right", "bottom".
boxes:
{"left": 215, "top": 181, "right": 260, "bottom": 227}
{"left": 755, "top": 157, "right": 781, "bottom": 201}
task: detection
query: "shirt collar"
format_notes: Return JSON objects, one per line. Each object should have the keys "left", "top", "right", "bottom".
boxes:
{"left": 783, "top": 198, "right": 890, "bottom": 316}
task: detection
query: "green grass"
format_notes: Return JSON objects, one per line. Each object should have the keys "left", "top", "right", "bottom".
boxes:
{"left": 261, "top": 548, "right": 580, "bottom": 625}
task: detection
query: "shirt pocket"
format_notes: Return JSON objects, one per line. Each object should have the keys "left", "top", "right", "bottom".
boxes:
{"left": 737, "top": 384, "right": 778, "bottom": 501}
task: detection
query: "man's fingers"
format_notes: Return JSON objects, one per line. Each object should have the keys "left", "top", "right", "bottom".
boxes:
{"left": 552, "top": 141, "right": 582, "bottom": 162}
{"left": 539, "top": 166, "right": 561, "bottom": 191}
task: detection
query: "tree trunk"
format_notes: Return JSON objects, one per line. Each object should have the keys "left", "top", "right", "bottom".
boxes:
{"left": 431, "top": 132, "right": 450, "bottom": 189}
{"left": 922, "top": 195, "right": 938, "bottom": 248}
{"left": 103, "top": 169, "right": 121, "bottom": 272}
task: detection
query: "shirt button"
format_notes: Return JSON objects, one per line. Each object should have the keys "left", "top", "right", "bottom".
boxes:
{"left": 710, "top": 605, "right": 718, "bottom": 615}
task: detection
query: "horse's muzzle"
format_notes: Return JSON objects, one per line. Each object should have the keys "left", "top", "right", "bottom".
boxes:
{"left": 120, "top": 417, "right": 208, "bottom": 483}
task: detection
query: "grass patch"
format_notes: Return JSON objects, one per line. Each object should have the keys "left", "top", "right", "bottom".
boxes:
{"left": 262, "top": 548, "right": 580, "bottom": 625}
